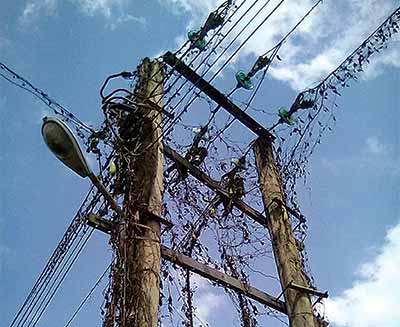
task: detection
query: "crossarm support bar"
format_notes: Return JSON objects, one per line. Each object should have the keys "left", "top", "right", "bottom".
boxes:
{"left": 86, "top": 221, "right": 287, "bottom": 314}
{"left": 288, "top": 282, "right": 329, "bottom": 299}
{"left": 163, "top": 145, "right": 268, "bottom": 227}
{"left": 161, "top": 245, "right": 287, "bottom": 314}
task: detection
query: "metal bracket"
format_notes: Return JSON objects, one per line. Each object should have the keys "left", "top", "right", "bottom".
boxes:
{"left": 86, "top": 214, "right": 114, "bottom": 234}
{"left": 287, "top": 282, "right": 329, "bottom": 299}
{"left": 86, "top": 211, "right": 173, "bottom": 234}
{"left": 276, "top": 281, "right": 328, "bottom": 304}
{"left": 271, "top": 197, "right": 307, "bottom": 223}
{"left": 143, "top": 210, "right": 174, "bottom": 229}
{"left": 137, "top": 99, "right": 175, "bottom": 120}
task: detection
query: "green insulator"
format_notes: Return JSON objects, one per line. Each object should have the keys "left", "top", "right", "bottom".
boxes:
{"left": 188, "top": 31, "right": 207, "bottom": 50}
{"left": 235, "top": 71, "right": 254, "bottom": 90}
{"left": 278, "top": 107, "right": 295, "bottom": 125}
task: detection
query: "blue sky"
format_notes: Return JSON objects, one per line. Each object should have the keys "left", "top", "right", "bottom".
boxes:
{"left": 1, "top": 1, "right": 399, "bottom": 327}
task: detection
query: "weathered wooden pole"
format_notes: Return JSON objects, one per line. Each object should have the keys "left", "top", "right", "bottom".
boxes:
{"left": 109, "top": 58, "right": 164, "bottom": 327}
{"left": 253, "top": 137, "right": 318, "bottom": 327}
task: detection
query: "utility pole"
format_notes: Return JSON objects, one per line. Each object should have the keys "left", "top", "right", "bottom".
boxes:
{"left": 107, "top": 58, "right": 164, "bottom": 327}
{"left": 253, "top": 136, "right": 318, "bottom": 327}
{"left": 9, "top": 4, "right": 399, "bottom": 327}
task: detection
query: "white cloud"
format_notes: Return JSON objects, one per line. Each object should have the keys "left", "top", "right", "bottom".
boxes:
{"left": 190, "top": 274, "right": 226, "bottom": 325}
{"left": 365, "top": 136, "right": 388, "bottom": 155}
{"left": 325, "top": 221, "right": 400, "bottom": 327}
{"left": 363, "top": 37, "right": 400, "bottom": 80}
{"left": 19, "top": 0, "right": 143, "bottom": 28}
{"left": 0, "top": 35, "right": 10, "bottom": 49}
{"left": 195, "top": 292, "right": 225, "bottom": 324}
{"left": 19, "top": 0, "right": 57, "bottom": 26}
{"left": 321, "top": 136, "right": 400, "bottom": 177}
{"left": 0, "top": 245, "right": 12, "bottom": 277}
{"left": 159, "top": 0, "right": 400, "bottom": 90}
{"left": 107, "top": 13, "right": 147, "bottom": 31}
{"left": 70, "top": 0, "right": 125, "bottom": 18}
{"left": 159, "top": 0, "right": 216, "bottom": 16}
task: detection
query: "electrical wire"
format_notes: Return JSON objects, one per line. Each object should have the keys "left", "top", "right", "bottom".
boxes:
{"left": 206, "top": 46, "right": 278, "bottom": 149}
{"left": 9, "top": 186, "right": 97, "bottom": 327}
{"left": 63, "top": 263, "right": 112, "bottom": 327}
{"left": 111, "top": 0, "right": 250, "bottom": 138}
{"left": 14, "top": 224, "right": 93, "bottom": 327}
{"left": 0, "top": 63, "right": 94, "bottom": 134}
{"left": 162, "top": 0, "right": 258, "bottom": 109}
{"left": 162, "top": 0, "right": 272, "bottom": 124}
{"left": 98, "top": 0, "right": 243, "bottom": 149}
{"left": 151, "top": 0, "right": 277, "bottom": 147}
{"left": 123, "top": 0, "right": 243, "bottom": 119}
{"left": 278, "top": 5, "right": 400, "bottom": 176}
{"left": 29, "top": 228, "right": 95, "bottom": 327}
{"left": 261, "top": 0, "right": 324, "bottom": 57}
{"left": 165, "top": 0, "right": 323, "bottom": 135}
{"left": 160, "top": 0, "right": 325, "bottom": 154}
{"left": 211, "top": 0, "right": 285, "bottom": 80}
{"left": 10, "top": 167, "right": 113, "bottom": 327}
{"left": 5, "top": 1, "right": 337, "bottom": 325}
{"left": 100, "top": 0, "right": 264, "bottom": 155}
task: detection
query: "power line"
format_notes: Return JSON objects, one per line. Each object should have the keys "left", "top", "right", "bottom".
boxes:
{"left": 159, "top": 0, "right": 323, "bottom": 150}
{"left": 162, "top": 0, "right": 258, "bottom": 108}
{"left": 0, "top": 62, "right": 94, "bottom": 135}
{"left": 156, "top": 0, "right": 281, "bottom": 146}
{"left": 28, "top": 228, "right": 95, "bottom": 327}
{"left": 9, "top": 187, "right": 96, "bottom": 327}
{"left": 261, "top": 0, "right": 324, "bottom": 57}
{"left": 278, "top": 6, "right": 400, "bottom": 179}
{"left": 63, "top": 263, "right": 112, "bottom": 327}
{"left": 8, "top": 3, "right": 398, "bottom": 327}
{"left": 162, "top": 0, "right": 272, "bottom": 123}
{"left": 10, "top": 167, "right": 113, "bottom": 327}
{"left": 211, "top": 0, "right": 286, "bottom": 80}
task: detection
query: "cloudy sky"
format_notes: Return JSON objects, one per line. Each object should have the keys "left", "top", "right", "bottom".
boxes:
{"left": 1, "top": 1, "right": 399, "bottom": 326}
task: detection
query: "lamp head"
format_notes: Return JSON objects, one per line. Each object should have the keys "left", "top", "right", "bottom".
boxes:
{"left": 41, "top": 116, "right": 92, "bottom": 178}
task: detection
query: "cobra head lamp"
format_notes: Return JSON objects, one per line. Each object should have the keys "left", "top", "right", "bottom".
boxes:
{"left": 41, "top": 116, "right": 92, "bottom": 178}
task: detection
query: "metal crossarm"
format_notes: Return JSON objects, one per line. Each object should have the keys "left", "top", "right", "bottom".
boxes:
{"left": 163, "top": 145, "right": 269, "bottom": 227}
{"left": 163, "top": 52, "right": 274, "bottom": 140}
{"left": 161, "top": 245, "right": 287, "bottom": 313}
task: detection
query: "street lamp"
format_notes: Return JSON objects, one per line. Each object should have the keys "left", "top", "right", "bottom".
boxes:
{"left": 41, "top": 116, "right": 172, "bottom": 229}
{"left": 42, "top": 116, "right": 91, "bottom": 178}
{"left": 41, "top": 116, "right": 122, "bottom": 215}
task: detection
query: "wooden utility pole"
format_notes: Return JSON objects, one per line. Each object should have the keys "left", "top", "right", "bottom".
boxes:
{"left": 108, "top": 58, "right": 164, "bottom": 327}
{"left": 253, "top": 137, "right": 318, "bottom": 327}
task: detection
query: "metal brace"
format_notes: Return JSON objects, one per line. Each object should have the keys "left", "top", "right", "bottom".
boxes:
{"left": 86, "top": 211, "right": 174, "bottom": 235}
{"left": 271, "top": 197, "right": 307, "bottom": 223}
{"left": 143, "top": 210, "right": 174, "bottom": 230}
{"left": 276, "top": 281, "right": 328, "bottom": 303}
{"left": 287, "top": 281, "right": 329, "bottom": 299}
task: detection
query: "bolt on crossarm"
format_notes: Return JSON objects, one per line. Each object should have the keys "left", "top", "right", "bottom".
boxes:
{"left": 253, "top": 137, "right": 319, "bottom": 327}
